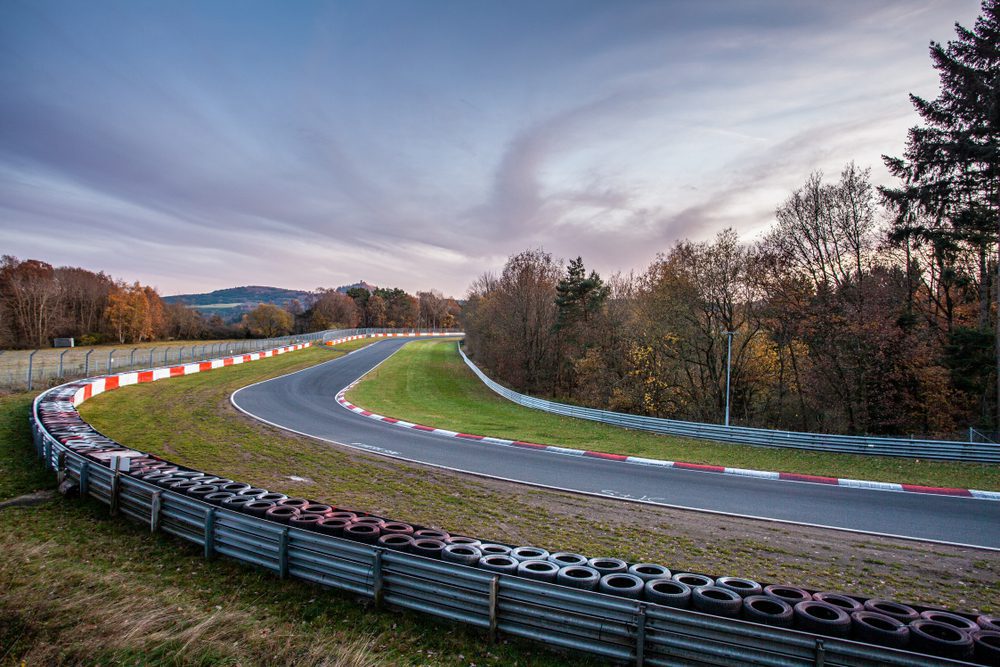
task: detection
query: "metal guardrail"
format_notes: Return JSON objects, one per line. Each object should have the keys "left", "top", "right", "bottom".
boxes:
{"left": 25, "top": 338, "right": 982, "bottom": 666}
{"left": 458, "top": 346, "right": 1000, "bottom": 464}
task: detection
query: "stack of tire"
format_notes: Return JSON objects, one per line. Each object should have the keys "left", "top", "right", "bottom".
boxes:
{"left": 35, "top": 386, "right": 998, "bottom": 666}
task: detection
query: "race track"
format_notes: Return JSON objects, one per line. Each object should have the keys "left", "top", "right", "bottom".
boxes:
{"left": 232, "top": 339, "right": 1000, "bottom": 549}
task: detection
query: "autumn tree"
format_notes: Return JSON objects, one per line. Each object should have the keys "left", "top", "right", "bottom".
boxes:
{"left": 243, "top": 303, "right": 293, "bottom": 338}
{"left": 308, "top": 289, "right": 360, "bottom": 330}
{"left": 0, "top": 256, "right": 62, "bottom": 348}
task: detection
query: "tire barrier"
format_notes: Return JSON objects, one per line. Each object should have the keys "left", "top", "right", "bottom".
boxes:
{"left": 30, "top": 344, "right": 991, "bottom": 666}
{"left": 458, "top": 344, "right": 1000, "bottom": 463}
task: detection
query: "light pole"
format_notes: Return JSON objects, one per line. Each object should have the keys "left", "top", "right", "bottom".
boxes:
{"left": 723, "top": 330, "right": 736, "bottom": 427}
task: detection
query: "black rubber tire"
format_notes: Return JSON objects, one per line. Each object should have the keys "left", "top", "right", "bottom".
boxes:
{"left": 692, "top": 586, "right": 742, "bottom": 617}
{"left": 673, "top": 573, "right": 714, "bottom": 589}
{"left": 352, "top": 516, "right": 385, "bottom": 527}
{"left": 863, "top": 599, "right": 919, "bottom": 623}
{"left": 221, "top": 495, "right": 254, "bottom": 510}
{"left": 328, "top": 511, "right": 358, "bottom": 521}
{"left": 171, "top": 471, "right": 204, "bottom": 479}
{"left": 644, "top": 579, "right": 691, "bottom": 608}
{"left": 715, "top": 577, "right": 762, "bottom": 597}
{"left": 445, "top": 535, "right": 481, "bottom": 546}
{"left": 979, "top": 615, "right": 1000, "bottom": 633}
{"left": 256, "top": 492, "right": 288, "bottom": 503}
{"left": 588, "top": 557, "right": 627, "bottom": 574}
{"left": 511, "top": 546, "right": 550, "bottom": 562}
{"left": 973, "top": 631, "right": 1000, "bottom": 665}
{"left": 549, "top": 552, "right": 589, "bottom": 567}
{"left": 264, "top": 505, "right": 300, "bottom": 524}
{"left": 278, "top": 497, "right": 310, "bottom": 509}
{"left": 794, "top": 601, "right": 851, "bottom": 637}
{"left": 203, "top": 491, "right": 235, "bottom": 506}
{"left": 169, "top": 480, "right": 201, "bottom": 493}
{"left": 556, "top": 566, "right": 601, "bottom": 591}
{"left": 300, "top": 503, "right": 334, "bottom": 516}
{"left": 479, "top": 544, "right": 511, "bottom": 556}
{"left": 378, "top": 533, "right": 415, "bottom": 551}
{"left": 908, "top": 619, "right": 974, "bottom": 660}
{"left": 236, "top": 487, "right": 269, "bottom": 498}
{"left": 247, "top": 500, "right": 274, "bottom": 517}
{"left": 629, "top": 563, "right": 671, "bottom": 582}
{"left": 850, "top": 611, "right": 909, "bottom": 649}
{"left": 410, "top": 538, "right": 446, "bottom": 559}
{"left": 441, "top": 544, "right": 481, "bottom": 565}
{"left": 344, "top": 523, "right": 380, "bottom": 543}
{"left": 812, "top": 592, "right": 863, "bottom": 614}
{"left": 289, "top": 514, "right": 323, "bottom": 530}
{"left": 315, "top": 517, "right": 350, "bottom": 537}
{"left": 595, "top": 573, "right": 643, "bottom": 600}
{"left": 381, "top": 522, "right": 414, "bottom": 535}
{"left": 414, "top": 528, "right": 450, "bottom": 540}
{"left": 741, "top": 595, "right": 793, "bottom": 628}
{"left": 140, "top": 472, "right": 173, "bottom": 484}
{"left": 219, "top": 482, "right": 251, "bottom": 494}
{"left": 479, "top": 555, "right": 519, "bottom": 574}
{"left": 763, "top": 585, "right": 813, "bottom": 606}
{"left": 186, "top": 484, "right": 219, "bottom": 499}
{"left": 518, "top": 559, "right": 560, "bottom": 582}
{"left": 919, "top": 610, "right": 981, "bottom": 634}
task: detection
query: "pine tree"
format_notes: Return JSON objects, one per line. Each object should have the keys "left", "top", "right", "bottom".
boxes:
{"left": 555, "top": 257, "right": 608, "bottom": 329}
{"left": 881, "top": 0, "right": 1000, "bottom": 428}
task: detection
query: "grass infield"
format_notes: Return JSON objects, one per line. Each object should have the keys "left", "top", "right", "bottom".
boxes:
{"left": 346, "top": 340, "right": 1000, "bottom": 492}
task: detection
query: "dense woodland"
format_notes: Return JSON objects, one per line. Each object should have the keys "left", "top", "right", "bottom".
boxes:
{"left": 463, "top": 4, "right": 999, "bottom": 438}
{"left": 0, "top": 257, "right": 459, "bottom": 348}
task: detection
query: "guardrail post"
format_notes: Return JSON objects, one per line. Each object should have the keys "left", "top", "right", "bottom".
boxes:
{"left": 109, "top": 469, "right": 120, "bottom": 516}
{"left": 278, "top": 528, "right": 289, "bottom": 579}
{"left": 488, "top": 575, "right": 499, "bottom": 644}
{"left": 372, "top": 549, "right": 384, "bottom": 607}
{"left": 43, "top": 437, "right": 51, "bottom": 469}
{"left": 204, "top": 508, "right": 216, "bottom": 560}
{"left": 79, "top": 461, "right": 90, "bottom": 496}
{"left": 814, "top": 639, "right": 825, "bottom": 667}
{"left": 27, "top": 349, "right": 38, "bottom": 390}
{"left": 635, "top": 604, "right": 647, "bottom": 667}
{"left": 150, "top": 491, "right": 162, "bottom": 533}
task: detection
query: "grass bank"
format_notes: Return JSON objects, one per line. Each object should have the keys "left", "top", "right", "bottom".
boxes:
{"left": 4, "top": 338, "right": 996, "bottom": 665}
{"left": 346, "top": 340, "right": 1000, "bottom": 492}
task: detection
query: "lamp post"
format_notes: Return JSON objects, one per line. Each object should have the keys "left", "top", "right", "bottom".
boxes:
{"left": 723, "top": 330, "right": 736, "bottom": 427}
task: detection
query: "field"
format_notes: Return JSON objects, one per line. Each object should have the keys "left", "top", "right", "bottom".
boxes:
{"left": 2, "top": 338, "right": 997, "bottom": 665}
{"left": 346, "top": 340, "right": 1000, "bottom": 491}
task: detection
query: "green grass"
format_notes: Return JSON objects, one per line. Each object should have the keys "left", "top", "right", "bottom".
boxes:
{"left": 3, "top": 337, "right": 997, "bottom": 665}
{"left": 346, "top": 340, "right": 1000, "bottom": 491}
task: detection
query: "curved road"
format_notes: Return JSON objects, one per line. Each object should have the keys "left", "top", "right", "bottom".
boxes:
{"left": 233, "top": 339, "right": 1000, "bottom": 549}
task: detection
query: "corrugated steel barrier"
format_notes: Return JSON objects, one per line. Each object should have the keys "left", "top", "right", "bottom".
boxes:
{"left": 458, "top": 346, "right": 999, "bottom": 463}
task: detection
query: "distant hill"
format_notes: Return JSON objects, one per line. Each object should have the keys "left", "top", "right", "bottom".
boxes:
{"left": 335, "top": 281, "right": 377, "bottom": 294}
{"left": 163, "top": 285, "right": 315, "bottom": 321}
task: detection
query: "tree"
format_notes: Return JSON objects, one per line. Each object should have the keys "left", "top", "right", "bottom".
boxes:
{"left": 881, "top": 0, "right": 1000, "bottom": 427}
{"left": 308, "top": 290, "right": 360, "bottom": 330}
{"left": 243, "top": 303, "right": 293, "bottom": 338}
{"left": 0, "top": 256, "right": 61, "bottom": 348}
{"left": 555, "top": 257, "right": 608, "bottom": 329}
{"left": 366, "top": 294, "right": 387, "bottom": 328}
{"left": 105, "top": 281, "right": 160, "bottom": 343}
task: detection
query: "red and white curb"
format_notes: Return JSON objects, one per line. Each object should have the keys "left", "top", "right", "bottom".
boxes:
{"left": 72, "top": 343, "right": 313, "bottom": 406}
{"left": 335, "top": 383, "right": 1000, "bottom": 502}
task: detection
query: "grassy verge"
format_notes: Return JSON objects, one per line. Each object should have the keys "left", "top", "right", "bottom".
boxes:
{"left": 346, "top": 341, "right": 1000, "bottom": 491}
{"left": 5, "top": 338, "right": 996, "bottom": 665}
{"left": 3, "top": 340, "right": 578, "bottom": 666}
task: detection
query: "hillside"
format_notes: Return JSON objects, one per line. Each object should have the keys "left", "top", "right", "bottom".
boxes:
{"left": 163, "top": 286, "right": 315, "bottom": 321}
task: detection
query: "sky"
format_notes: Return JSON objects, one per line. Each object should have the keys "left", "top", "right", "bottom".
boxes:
{"left": 0, "top": 1, "right": 985, "bottom": 298}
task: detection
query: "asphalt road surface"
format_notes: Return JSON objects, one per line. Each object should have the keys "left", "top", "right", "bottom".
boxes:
{"left": 232, "top": 338, "right": 1000, "bottom": 549}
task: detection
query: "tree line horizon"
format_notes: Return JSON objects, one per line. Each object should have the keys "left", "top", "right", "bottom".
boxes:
{"left": 0, "top": 259, "right": 462, "bottom": 348}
